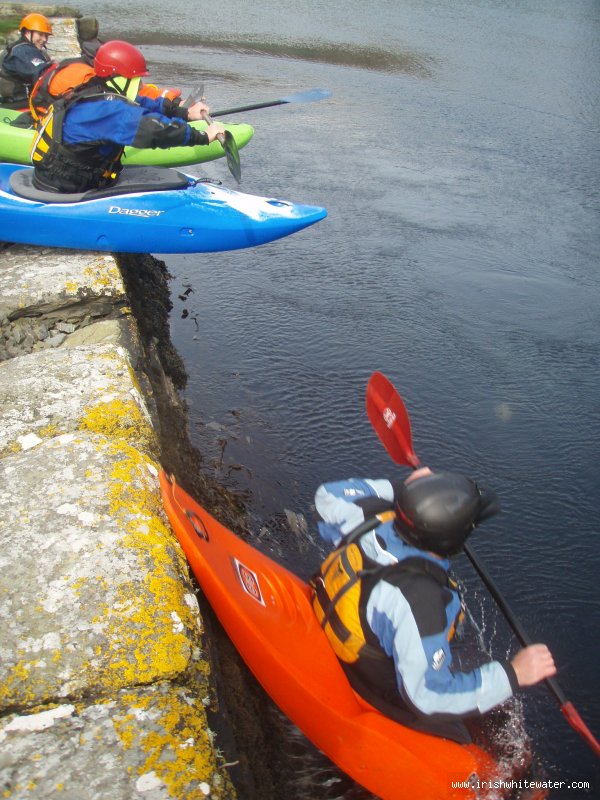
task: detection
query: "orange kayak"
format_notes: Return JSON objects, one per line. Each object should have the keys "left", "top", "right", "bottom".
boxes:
{"left": 159, "top": 471, "right": 503, "bottom": 799}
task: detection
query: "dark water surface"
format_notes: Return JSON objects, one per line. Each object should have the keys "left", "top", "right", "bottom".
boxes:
{"left": 79, "top": 1, "right": 599, "bottom": 796}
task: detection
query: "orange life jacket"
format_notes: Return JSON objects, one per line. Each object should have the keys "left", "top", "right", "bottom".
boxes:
{"left": 29, "top": 60, "right": 181, "bottom": 121}
{"left": 137, "top": 82, "right": 181, "bottom": 102}
{"left": 29, "top": 59, "right": 95, "bottom": 121}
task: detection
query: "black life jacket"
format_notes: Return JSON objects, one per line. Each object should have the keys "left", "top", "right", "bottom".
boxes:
{"left": 310, "top": 518, "right": 470, "bottom": 743}
{"left": 0, "top": 37, "right": 51, "bottom": 104}
{"left": 30, "top": 83, "right": 125, "bottom": 194}
{"left": 0, "top": 45, "right": 27, "bottom": 104}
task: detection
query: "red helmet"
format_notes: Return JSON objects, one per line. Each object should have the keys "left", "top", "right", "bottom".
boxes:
{"left": 94, "top": 40, "right": 149, "bottom": 79}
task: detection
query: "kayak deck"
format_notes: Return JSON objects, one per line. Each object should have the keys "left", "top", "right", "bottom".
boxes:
{"left": 159, "top": 471, "right": 502, "bottom": 800}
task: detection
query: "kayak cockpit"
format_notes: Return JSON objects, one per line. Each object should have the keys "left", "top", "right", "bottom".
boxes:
{"left": 9, "top": 165, "right": 191, "bottom": 204}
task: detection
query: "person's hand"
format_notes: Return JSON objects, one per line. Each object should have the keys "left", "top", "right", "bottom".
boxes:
{"left": 203, "top": 122, "right": 226, "bottom": 143}
{"left": 186, "top": 101, "right": 210, "bottom": 120}
{"left": 511, "top": 644, "right": 556, "bottom": 687}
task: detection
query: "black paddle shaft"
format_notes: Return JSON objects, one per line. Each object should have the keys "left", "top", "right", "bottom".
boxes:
{"left": 211, "top": 89, "right": 332, "bottom": 117}
{"left": 463, "top": 541, "right": 568, "bottom": 705}
{"left": 213, "top": 98, "right": 288, "bottom": 115}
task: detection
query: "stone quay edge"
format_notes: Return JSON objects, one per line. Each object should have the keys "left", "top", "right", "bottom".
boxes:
{"left": 0, "top": 241, "right": 236, "bottom": 800}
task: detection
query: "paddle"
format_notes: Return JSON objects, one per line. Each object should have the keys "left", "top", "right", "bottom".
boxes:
{"left": 184, "top": 85, "right": 241, "bottom": 183}
{"left": 365, "top": 371, "right": 600, "bottom": 759}
{"left": 211, "top": 88, "right": 332, "bottom": 117}
{"left": 202, "top": 109, "right": 241, "bottom": 183}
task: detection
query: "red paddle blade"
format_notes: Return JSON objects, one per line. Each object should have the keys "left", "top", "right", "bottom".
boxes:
{"left": 561, "top": 702, "right": 600, "bottom": 759}
{"left": 366, "top": 372, "right": 420, "bottom": 468}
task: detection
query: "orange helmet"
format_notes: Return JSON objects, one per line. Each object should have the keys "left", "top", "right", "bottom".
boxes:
{"left": 20, "top": 13, "right": 53, "bottom": 35}
{"left": 94, "top": 40, "right": 149, "bottom": 79}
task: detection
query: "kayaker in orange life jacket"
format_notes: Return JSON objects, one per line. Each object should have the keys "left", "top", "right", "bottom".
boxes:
{"left": 31, "top": 40, "right": 225, "bottom": 194}
{"left": 25, "top": 18, "right": 182, "bottom": 125}
{"left": 311, "top": 468, "right": 556, "bottom": 743}
{"left": 0, "top": 13, "right": 53, "bottom": 107}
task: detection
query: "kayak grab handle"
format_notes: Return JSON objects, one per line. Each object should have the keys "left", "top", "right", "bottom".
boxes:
{"left": 186, "top": 509, "right": 209, "bottom": 541}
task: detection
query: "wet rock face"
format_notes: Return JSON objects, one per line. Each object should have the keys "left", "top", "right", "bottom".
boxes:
{"left": 115, "top": 252, "right": 252, "bottom": 532}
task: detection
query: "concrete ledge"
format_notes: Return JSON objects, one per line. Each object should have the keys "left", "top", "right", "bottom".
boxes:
{"left": 0, "top": 246, "right": 132, "bottom": 363}
{"left": 0, "top": 432, "right": 200, "bottom": 705}
{"left": 1, "top": 246, "right": 125, "bottom": 314}
{"left": 0, "top": 345, "right": 148, "bottom": 455}
{"left": 0, "top": 683, "right": 227, "bottom": 799}
{"left": 0, "top": 244, "right": 236, "bottom": 799}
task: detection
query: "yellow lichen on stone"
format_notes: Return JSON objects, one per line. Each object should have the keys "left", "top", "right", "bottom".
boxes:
{"left": 78, "top": 398, "right": 156, "bottom": 455}
{"left": 2, "top": 441, "right": 21, "bottom": 456}
{"left": 99, "top": 583, "right": 192, "bottom": 685}
{"left": 112, "top": 689, "right": 233, "bottom": 799}
{"left": 64, "top": 280, "right": 80, "bottom": 296}
{"left": 0, "top": 659, "right": 44, "bottom": 707}
{"left": 82, "top": 260, "right": 123, "bottom": 295}
{"left": 38, "top": 424, "right": 60, "bottom": 439}
{"left": 77, "top": 438, "right": 201, "bottom": 688}
{"left": 70, "top": 391, "right": 220, "bottom": 772}
{"left": 70, "top": 576, "right": 88, "bottom": 594}
{"left": 125, "top": 362, "right": 144, "bottom": 397}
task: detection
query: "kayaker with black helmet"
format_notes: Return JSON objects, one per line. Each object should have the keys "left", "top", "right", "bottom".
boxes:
{"left": 31, "top": 40, "right": 225, "bottom": 194}
{"left": 311, "top": 468, "right": 556, "bottom": 743}
{"left": 0, "top": 13, "right": 53, "bottom": 106}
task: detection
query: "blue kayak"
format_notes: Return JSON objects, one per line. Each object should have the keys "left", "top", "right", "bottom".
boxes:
{"left": 0, "top": 163, "right": 327, "bottom": 254}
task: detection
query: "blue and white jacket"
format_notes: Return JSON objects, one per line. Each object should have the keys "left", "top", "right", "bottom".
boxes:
{"left": 314, "top": 478, "right": 518, "bottom": 729}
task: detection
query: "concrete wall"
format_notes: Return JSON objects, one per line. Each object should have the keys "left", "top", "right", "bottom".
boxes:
{"left": 0, "top": 243, "right": 237, "bottom": 800}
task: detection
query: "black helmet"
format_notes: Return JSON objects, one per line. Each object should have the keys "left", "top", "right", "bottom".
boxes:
{"left": 394, "top": 471, "right": 500, "bottom": 557}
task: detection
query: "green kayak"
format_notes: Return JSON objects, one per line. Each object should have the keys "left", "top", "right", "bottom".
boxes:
{"left": 0, "top": 108, "right": 254, "bottom": 167}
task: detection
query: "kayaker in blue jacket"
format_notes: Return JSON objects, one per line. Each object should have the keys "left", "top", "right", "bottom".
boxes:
{"left": 311, "top": 468, "right": 556, "bottom": 743}
{"left": 0, "top": 13, "right": 53, "bottom": 106}
{"left": 31, "top": 39, "right": 225, "bottom": 194}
